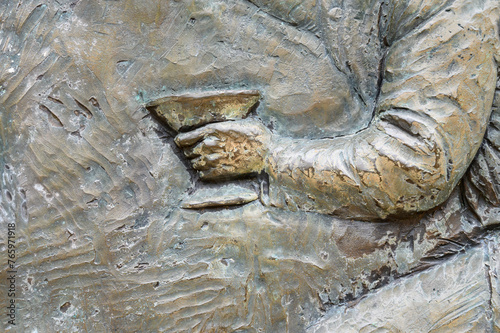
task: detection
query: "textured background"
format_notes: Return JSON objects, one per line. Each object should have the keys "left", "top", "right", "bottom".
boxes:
{"left": 0, "top": 0, "right": 499, "bottom": 332}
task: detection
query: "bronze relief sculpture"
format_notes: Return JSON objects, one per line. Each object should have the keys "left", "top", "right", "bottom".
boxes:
{"left": 1, "top": 0, "right": 500, "bottom": 332}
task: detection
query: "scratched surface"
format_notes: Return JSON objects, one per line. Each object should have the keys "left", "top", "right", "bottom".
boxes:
{"left": 0, "top": 0, "right": 499, "bottom": 332}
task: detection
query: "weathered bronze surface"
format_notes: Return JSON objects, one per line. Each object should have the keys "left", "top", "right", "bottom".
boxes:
{"left": 1, "top": 0, "right": 500, "bottom": 332}
{"left": 146, "top": 90, "right": 260, "bottom": 131}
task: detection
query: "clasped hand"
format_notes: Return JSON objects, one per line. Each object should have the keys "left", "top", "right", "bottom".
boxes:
{"left": 175, "top": 119, "right": 272, "bottom": 180}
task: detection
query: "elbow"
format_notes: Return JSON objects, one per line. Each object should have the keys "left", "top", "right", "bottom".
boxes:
{"left": 366, "top": 110, "right": 475, "bottom": 219}
{"left": 371, "top": 150, "right": 460, "bottom": 219}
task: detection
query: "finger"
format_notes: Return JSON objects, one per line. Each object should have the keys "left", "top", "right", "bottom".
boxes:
{"left": 192, "top": 156, "right": 210, "bottom": 171}
{"left": 203, "top": 153, "right": 225, "bottom": 168}
{"left": 199, "top": 164, "right": 235, "bottom": 180}
{"left": 192, "top": 152, "right": 227, "bottom": 170}
{"left": 183, "top": 144, "right": 202, "bottom": 158}
{"left": 175, "top": 127, "right": 214, "bottom": 147}
{"left": 183, "top": 138, "right": 223, "bottom": 158}
{"left": 203, "top": 136, "right": 223, "bottom": 148}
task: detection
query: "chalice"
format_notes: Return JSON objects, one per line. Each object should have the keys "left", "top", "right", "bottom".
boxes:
{"left": 146, "top": 90, "right": 265, "bottom": 209}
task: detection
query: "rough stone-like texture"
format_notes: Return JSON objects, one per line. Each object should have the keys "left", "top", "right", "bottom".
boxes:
{"left": 0, "top": 0, "right": 499, "bottom": 332}
{"left": 487, "top": 233, "right": 500, "bottom": 331}
{"left": 309, "top": 236, "right": 499, "bottom": 332}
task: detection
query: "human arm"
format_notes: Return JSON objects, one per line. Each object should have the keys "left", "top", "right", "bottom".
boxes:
{"left": 264, "top": 0, "right": 500, "bottom": 220}
{"left": 176, "top": 0, "right": 499, "bottom": 221}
